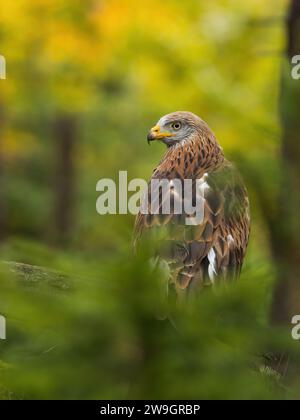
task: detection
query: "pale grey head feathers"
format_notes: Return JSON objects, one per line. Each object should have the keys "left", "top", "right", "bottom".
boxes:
{"left": 147, "top": 111, "right": 211, "bottom": 147}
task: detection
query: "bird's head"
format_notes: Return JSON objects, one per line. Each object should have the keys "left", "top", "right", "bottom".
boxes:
{"left": 147, "top": 111, "right": 208, "bottom": 147}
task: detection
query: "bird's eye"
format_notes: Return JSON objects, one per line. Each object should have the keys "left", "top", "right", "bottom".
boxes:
{"left": 172, "top": 122, "right": 182, "bottom": 131}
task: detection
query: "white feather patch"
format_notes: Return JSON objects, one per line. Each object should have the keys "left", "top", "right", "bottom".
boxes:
{"left": 227, "top": 234, "right": 234, "bottom": 245}
{"left": 198, "top": 173, "right": 210, "bottom": 196}
{"left": 207, "top": 247, "right": 217, "bottom": 282}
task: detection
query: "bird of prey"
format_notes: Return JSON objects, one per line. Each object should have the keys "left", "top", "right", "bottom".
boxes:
{"left": 134, "top": 111, "right": 250, "bottom": 299}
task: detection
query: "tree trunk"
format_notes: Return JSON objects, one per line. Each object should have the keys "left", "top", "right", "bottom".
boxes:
{"left": 53, "top": 115, "right": 77, "bottom": 245}
{"left": 271, "top": 0, "right": 300, "bottom": 325}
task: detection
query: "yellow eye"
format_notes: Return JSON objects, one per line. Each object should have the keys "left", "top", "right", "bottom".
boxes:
{"left": 172, "top": 122, "right": 182, "bottom": 131}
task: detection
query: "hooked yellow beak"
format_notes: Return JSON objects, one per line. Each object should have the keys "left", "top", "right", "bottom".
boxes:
{"left": 147, "top": 125, "right": 172, "bottom": 144}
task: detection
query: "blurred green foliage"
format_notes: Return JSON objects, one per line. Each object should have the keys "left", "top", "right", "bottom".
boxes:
{"left": 1, "top": 0, "right": 300, "bottom": 400}
{"left": 0, "top": 247, "right": 295, "bottom": 400}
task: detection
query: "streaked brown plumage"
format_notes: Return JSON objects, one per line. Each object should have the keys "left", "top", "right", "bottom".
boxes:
{"left": 134, "top": 111, "right": 250, "bottom": 298}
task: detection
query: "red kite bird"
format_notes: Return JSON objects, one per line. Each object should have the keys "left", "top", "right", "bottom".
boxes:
{"left": 134, "top": 112, "right": 250, "bottom": 298}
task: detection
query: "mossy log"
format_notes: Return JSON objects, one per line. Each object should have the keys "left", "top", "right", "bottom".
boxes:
{"left": 2, "top": 261, "right": 73, "bottom": 291}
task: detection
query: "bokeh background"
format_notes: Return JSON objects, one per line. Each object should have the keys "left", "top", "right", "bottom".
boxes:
{"left": 1, "top": 0, "right": 300, "bottom": 399}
